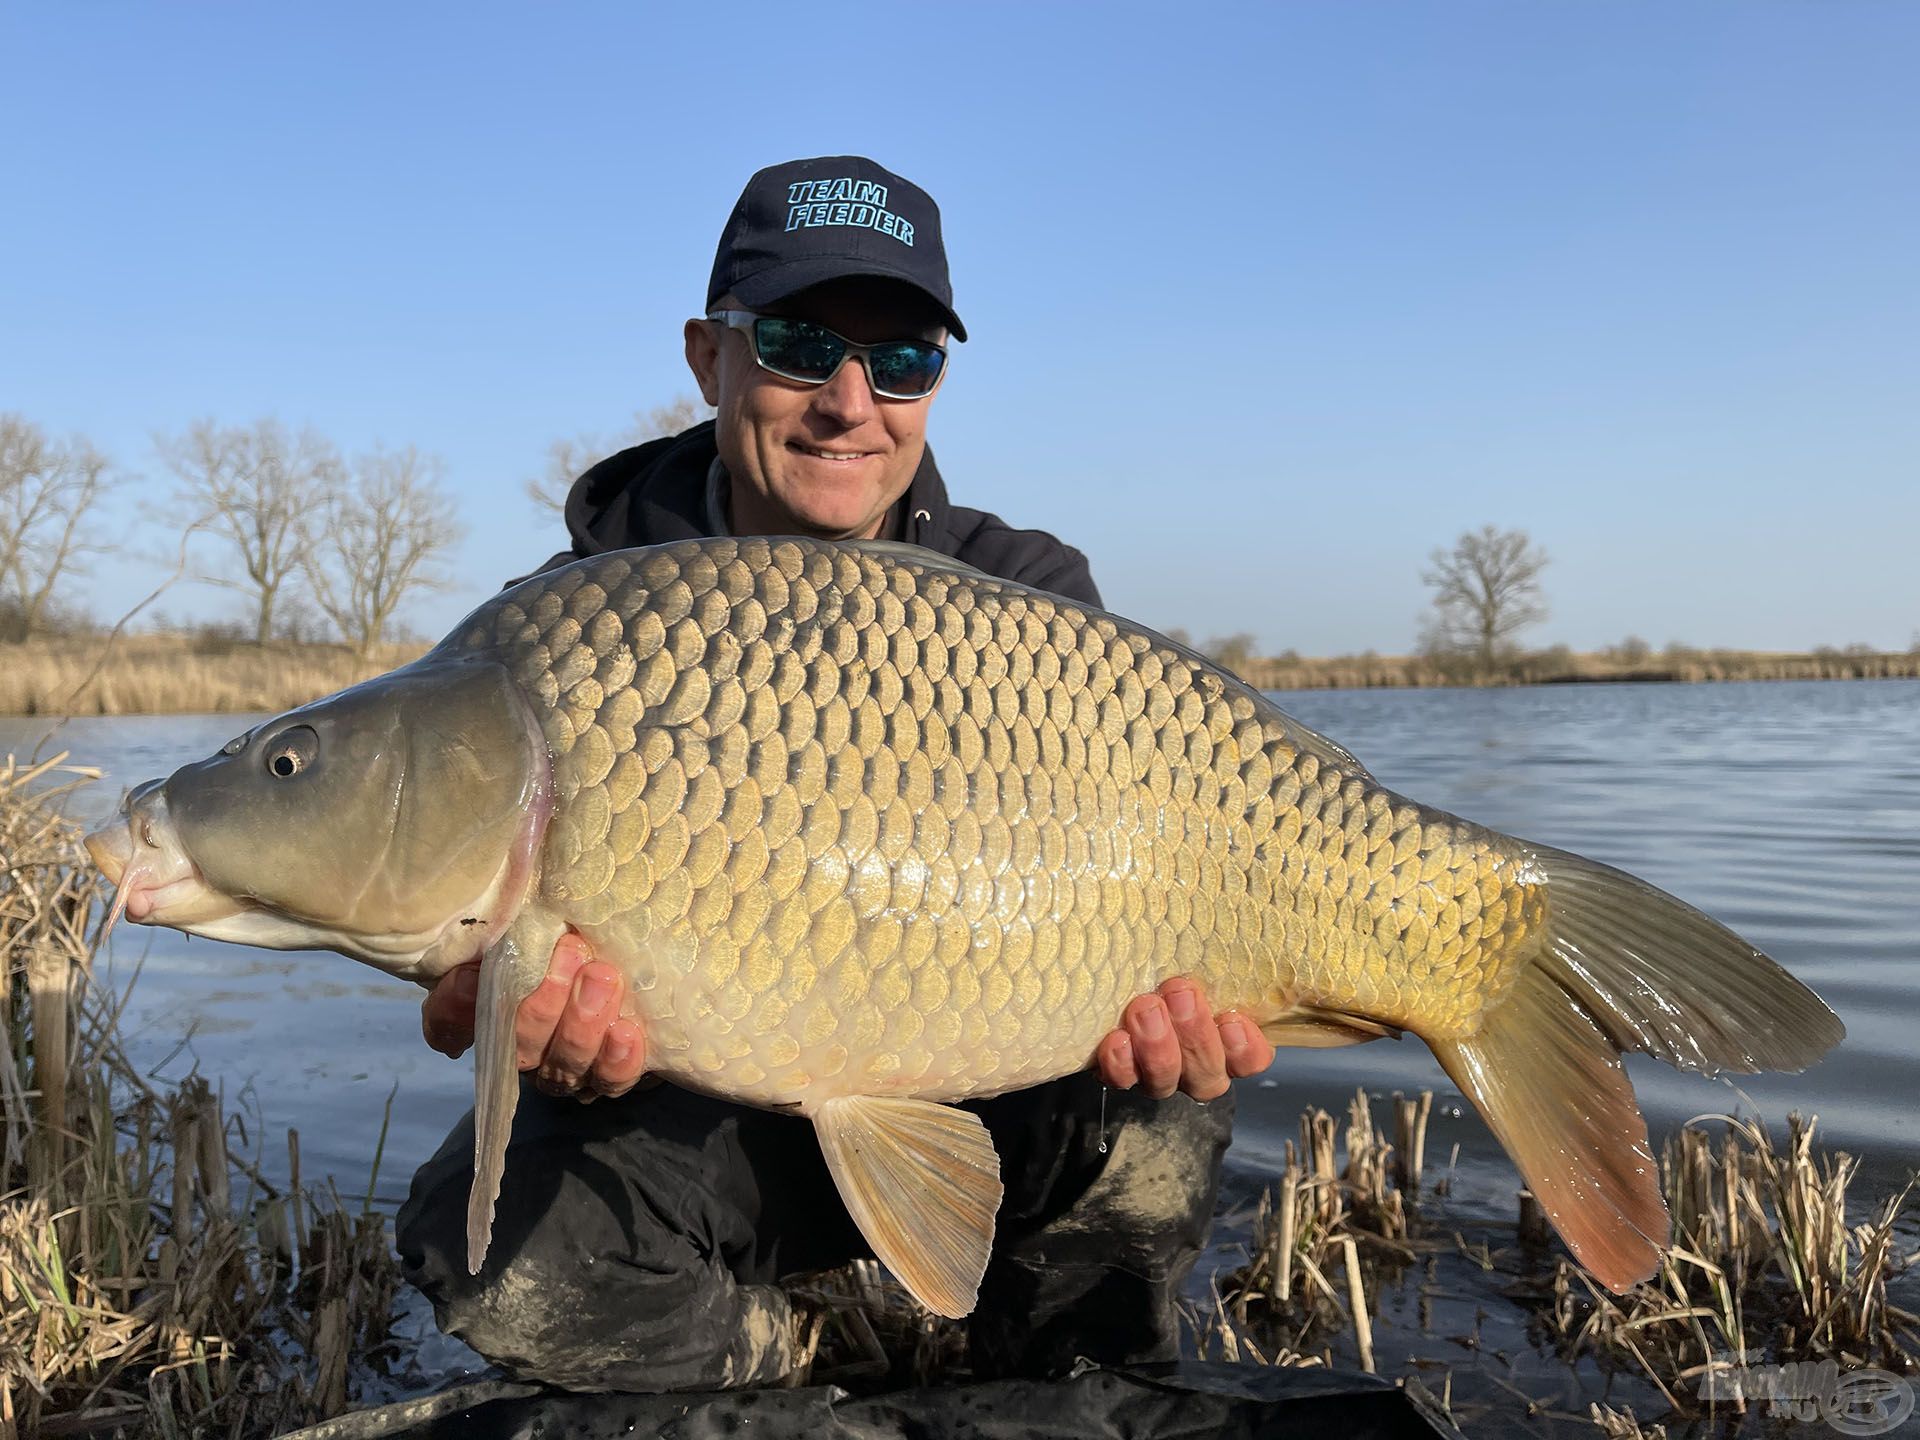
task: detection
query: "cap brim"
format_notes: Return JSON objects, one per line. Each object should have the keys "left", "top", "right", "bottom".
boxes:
{"left": 727, "top": 257, "right": 966, "bottom": 342}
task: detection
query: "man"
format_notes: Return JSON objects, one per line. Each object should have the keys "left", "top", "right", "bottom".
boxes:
{"left": 397, "top": 157, "right": 1275, "bottom": 1391}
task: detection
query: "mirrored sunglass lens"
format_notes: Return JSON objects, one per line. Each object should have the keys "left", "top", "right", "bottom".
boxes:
{"left": 753, "top": 318, "right": 844, "bottom": 381}
{"left": 868, "top": 343, "right": 945, "bottom": 397}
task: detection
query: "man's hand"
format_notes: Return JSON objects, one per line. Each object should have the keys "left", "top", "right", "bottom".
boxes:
{"left": 1095, "top": 977, "right": 1275, "bottom": 1101}
{"left": 420, "top": 934, "right": 649, "bottom": 1100}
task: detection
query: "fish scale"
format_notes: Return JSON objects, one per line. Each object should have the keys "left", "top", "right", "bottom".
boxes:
{"left": 450, "top": 536, "right": 1538, "bottom": 1108}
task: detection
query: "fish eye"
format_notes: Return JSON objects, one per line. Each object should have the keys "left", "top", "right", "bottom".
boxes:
{"left": 264, "top": 725, "right": 319, "bottom": 780}
{"left": 220, "top": 733, "right": 249, "bottom": 757}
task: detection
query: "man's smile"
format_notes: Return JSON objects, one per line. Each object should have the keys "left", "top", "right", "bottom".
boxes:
{"left": 790, "top": 442, "right": 881, "bottom": 463}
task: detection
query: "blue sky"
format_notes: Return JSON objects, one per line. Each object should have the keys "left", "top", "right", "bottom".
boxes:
{"left": 5, "top": 3, "right": 1916, "bottom": 654}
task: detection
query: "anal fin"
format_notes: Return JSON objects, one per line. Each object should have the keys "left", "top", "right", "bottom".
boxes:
{"left": 1259, "top": 1008, "right": 1399, "bottom": 1049}
{"left": 814, "top": 1096, "right": 1003, "bottom": 1319}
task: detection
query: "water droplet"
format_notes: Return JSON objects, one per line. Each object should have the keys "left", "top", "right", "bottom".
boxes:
{"left": 1097, "top": 1085, "right": 1109, "bottom": 1154}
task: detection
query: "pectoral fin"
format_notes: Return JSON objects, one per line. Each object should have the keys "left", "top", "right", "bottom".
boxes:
{"left": 813, "top": 1096, "right": 1003, "bottom": 1319}
{"left": 467, "top": 910, "right": 566, "bottom": 1274}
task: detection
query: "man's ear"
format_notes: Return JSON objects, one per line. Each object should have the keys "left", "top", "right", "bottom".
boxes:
{"left": 684, "top": 319, "right": 722, "bottom": 407}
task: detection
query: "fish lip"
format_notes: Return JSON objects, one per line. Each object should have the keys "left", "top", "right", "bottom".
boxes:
{"left": 84, "top": 826, "right": 131, "bottom": 884}
{"left": 86, "top": 790, "right": 231, "bottom": 933}
{"left": 126, "top": 870, "right": 222, "bottom": 923}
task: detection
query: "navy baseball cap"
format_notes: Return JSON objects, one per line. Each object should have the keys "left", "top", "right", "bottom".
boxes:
{"left": 706, "top": 156, "right": 966, "bottom": 341}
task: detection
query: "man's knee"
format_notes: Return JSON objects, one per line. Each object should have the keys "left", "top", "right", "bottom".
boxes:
{"left": 394, "top": 1091, "right": 798, "bottom": 1392}
{"left": 410, "top": 1235, "right": 793, "bottom": 1392}
{"left": 970, "top": 1085, "right": 1234, "bottom": 1377}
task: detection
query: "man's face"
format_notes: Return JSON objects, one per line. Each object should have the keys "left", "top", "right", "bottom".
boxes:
{"left": 684, "top": 277, "right": 947, "bottom": 541}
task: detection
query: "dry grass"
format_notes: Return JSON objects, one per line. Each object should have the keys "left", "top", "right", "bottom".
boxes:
{"left": 784, "top": 1258, "right": 969, "bottom": 1391}
{"left": 1534, "top": 1116, "right": 1918, "bottom": 1415}
{"left": 0, "top": 635, "right": 426, "bottom": 717}
{"left": 1210, "top": 1089, "right": 1430, "bottom": 1371}
{"left": 1208, "top": 1086, "right": 1916, "bottom": 1432}
{"left": 0, "top": 754, "right": 400, "bottom": 1437}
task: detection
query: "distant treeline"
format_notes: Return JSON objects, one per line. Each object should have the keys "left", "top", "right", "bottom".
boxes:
{"left": 2, "top": 412, "right": 464, "bottom": 653}
{"left": 3, "top": 404, "right": 711, "bottom": 654}
{"left": 1235, "top": 643, "right": 1920, "bottom": 691}
{"left": 4, "top": 630, "right": 1919, "bottom": 718}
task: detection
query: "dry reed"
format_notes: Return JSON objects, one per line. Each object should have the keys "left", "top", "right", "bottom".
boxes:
{"left": 1536, "top": 1115, "right": 1918, "bottom": 1415}
{"left": 0, "top": 753, "right": 400, "bottom": 1437}
{"left": 1210, "top": 1089, "right": 1425, "bottom": 1371}
{"left": 1214, "top": 1088, "right": 1916, "bottom": 1434}
{"left": 0, "top": 635, "right": 425, "bottom": 718}
{"left": 784, "top": 1257, "right": 968, "bottom": 1391}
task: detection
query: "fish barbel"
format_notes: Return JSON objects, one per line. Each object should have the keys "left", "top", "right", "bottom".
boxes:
{"left": 84, "top": 537, "right": 1843, "bottom": 1316}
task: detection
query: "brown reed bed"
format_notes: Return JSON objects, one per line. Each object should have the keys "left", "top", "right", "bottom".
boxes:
{"left": 1530, "top": 1116, "right": 1919, "bottom": 1417}
{"left": 1238, "top": 647, "right": 1920, "bottom": 691}
{"left": 1206, "top": 1088, "right": 1917, "bottom": 1433}
{"left": 1209, "top": 1089, "right": 1430, "bottom": 1372}
{"left": 0, "top": 753, "right": 400, "bottom": 1437}
{"left": 0, "top": 635, "right": 426, "bottom": 718}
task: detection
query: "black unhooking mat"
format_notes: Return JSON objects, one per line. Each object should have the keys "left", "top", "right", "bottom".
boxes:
{"left": 279, "top": 1363, "right": 1464, "bottom": 1440}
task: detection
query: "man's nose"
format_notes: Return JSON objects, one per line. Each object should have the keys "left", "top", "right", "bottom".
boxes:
{"left": 809, "top": 354, "right": 879, "bottom": 425}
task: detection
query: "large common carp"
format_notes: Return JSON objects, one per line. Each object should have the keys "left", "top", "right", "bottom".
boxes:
{"left": 85, "top": 537, "right": 1843, "bottom": 1316}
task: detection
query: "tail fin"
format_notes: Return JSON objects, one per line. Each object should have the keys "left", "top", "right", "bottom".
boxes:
{"left": 1432, "top": 964, "right": 1668, "bottom": 1290}
{"left": 1530, "top": 845, "right": 1844, "bottom": 1074}
{"left": 1431, "top": 844, "right": 1845, "bottom": 1293}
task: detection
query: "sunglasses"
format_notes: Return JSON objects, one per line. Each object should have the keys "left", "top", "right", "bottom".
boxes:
{"left": 706, "top": 310, "right": 948, "bottom": 400}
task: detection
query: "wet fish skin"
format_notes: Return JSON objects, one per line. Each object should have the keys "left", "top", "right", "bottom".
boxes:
{"left": 85, "top": 536, "right": 1845, "bottom": 1315}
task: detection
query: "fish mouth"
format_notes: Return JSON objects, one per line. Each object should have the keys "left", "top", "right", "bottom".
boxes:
{"left": 85, "top": 788, "right": 242, "bottom": 942}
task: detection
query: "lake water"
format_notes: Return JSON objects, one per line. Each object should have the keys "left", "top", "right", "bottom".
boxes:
{"left": 7, "top": 678, "right": 1917, "bottom": 1272}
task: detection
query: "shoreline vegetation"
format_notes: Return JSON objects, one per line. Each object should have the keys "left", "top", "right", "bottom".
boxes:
{"left": 5, "top": 759, "right": 1917, "bottom": 1436}
{"left": 2, "top": 633, "right": 1919, "bottom": 718}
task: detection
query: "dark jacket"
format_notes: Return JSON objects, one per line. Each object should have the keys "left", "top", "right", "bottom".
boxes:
{"left": 536, "top": 421, "right": 1101, "bottom": 607}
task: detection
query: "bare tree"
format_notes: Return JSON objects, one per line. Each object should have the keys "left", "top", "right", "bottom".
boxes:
{"left": 526, "top": 396, "right": 714, "bottom": 514}
{"left": 1420, "top": 525, "right": 1550, "bottom": 673}
{"left": 1202, "top": 632, "right": 1259, "bottom": 671}
{"left": 0, "top": 415, "right": 113, "bottom": 640}
{"left": 160, "top": 419, "right": 341, "bottom": 644}
{"left": 304, "top": 445, "right": 464, "bottom": 655}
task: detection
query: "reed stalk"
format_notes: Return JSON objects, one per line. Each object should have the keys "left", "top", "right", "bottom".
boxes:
{"left": 1540, "top": 1115, "right": 1919, "bottom": 1407}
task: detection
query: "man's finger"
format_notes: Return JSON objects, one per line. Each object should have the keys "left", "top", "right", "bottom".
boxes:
{"left": 1124, "top": 994, "right": 1182, "bottom": 1099}
{"left": 539, "top": 960, "right": 625, "bottom": 1095}
{"left": 590, "top": 1015, "right": 649, "bottom": 1099}
{"left": 421, "top": 964, "right": 480, "bottom": 1058}
{"left": 1220, "top": 1013, "right": 1276, "bottom": 1077}
{"left": 515, "top": 934, "right": 589, "bottom": 1071}
{"left": 1095, "top": 1030, "right": 1138, "bottom": 1090}
{"left": 1161, "top": 977, "right": 1229, "bottom": 1101}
